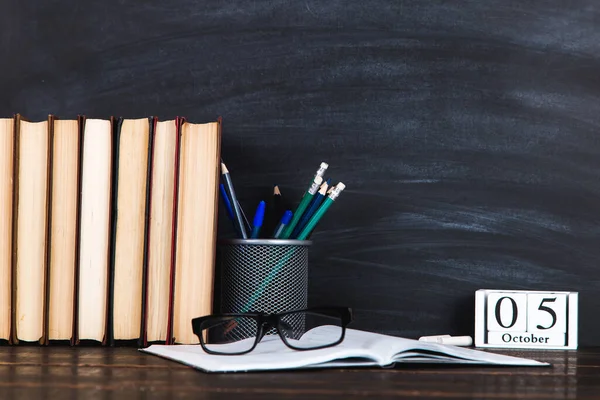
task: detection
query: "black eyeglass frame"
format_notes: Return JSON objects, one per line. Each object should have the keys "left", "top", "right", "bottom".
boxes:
{"left": 191, "top": 307, "right": 353, "bottom": 355}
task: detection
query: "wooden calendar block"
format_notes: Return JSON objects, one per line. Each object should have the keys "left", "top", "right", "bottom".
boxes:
{"left": 526, "top": 293, "right": 567, "bottom": 334}
{"left": 475, "top": 289, "right": 578, "bottom": 349}
{"left": 486, "top": 292, "right": 527, "bottom": 332}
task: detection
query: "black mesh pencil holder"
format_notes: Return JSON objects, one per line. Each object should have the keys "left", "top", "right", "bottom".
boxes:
{"left": 218, "top": 239, "right": 311, "bottom": 341}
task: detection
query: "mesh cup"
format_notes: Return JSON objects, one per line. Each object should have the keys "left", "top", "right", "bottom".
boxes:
{"left": 218, "top": 239, "right": 311, "bottom": 341}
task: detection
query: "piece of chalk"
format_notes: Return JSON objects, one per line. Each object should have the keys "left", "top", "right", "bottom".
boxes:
{"left": 418, "top": 335, "right": 473, "bottom": 347}
{"left": 419, "top": 335, "right": 451, "bottom": 340}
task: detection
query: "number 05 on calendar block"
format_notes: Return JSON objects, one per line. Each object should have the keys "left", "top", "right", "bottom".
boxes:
{"left": 475, "top": 289, "right": 578, "bottom": 349}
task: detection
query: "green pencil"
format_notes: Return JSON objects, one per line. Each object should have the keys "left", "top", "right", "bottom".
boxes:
{"left": 279, "top": 175, "right": 323, "bottom": 239}
{"left": 278, "top": 162, "right": 327, "bottom": 239}
{"left": 296, "top": 182, "right": 345, "bottom": 240}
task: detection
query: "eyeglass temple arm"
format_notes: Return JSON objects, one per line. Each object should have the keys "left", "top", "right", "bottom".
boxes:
{"left": 197, "top": 320, "right": 227, "bottom": 330}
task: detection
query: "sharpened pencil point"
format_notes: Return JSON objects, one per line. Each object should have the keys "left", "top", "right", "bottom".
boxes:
{"left": 318, "top": 181, "right": 328, "bottom": 195}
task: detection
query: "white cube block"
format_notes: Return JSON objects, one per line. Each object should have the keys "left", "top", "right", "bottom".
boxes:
{"left": 486, "top": 292, "right": 527, "bottom": 332}
{"left": 526, "top": 293, "right": 567, "bottom": 334}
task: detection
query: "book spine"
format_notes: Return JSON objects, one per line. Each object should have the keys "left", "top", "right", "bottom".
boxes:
{"left": 210, "top": 117, "right": 223, "bottom": 315}
{"left": 140, "top": 116, "right": 156, "bottom": 347}
{"left": 165, "top": 117, "right": 184, "bottom": 345}
{"left": 41, "top": 114, "right": 53, "bottom": 346}
{"left": 106, "top": 117, "right": 122, "bottom": 346}
{"left": 9, "top": 114, "right": 19, "bottom": 345}
{"left": 71, "top": 115, "right": 85, "bottom": 346}
{"left": 73, "top": 116, "right": 85, "bottom": 346}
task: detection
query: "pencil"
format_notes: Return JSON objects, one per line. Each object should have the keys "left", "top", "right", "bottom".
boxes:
{"left": 292, "top": 180, "right": 328, "bottom": 238}
{"left": 296, "top": 182, "right": 345, "bottom": 240}
{"left": 219, "top": 183, "right": 235, "bottom": 221}
{"left": 279, "top": 175, "right": 323, "bottom": 239}
{"left": 221, "top": 162, "right": 248, "bottom": 239}
{"left": 237, "top": 200, "right": 252, "bottom": 233}
{"left": 273, "top": 185, "right": 283, "bottom": 219}
{"left": 264, "top": 185, "right": 283, "bottom": 235}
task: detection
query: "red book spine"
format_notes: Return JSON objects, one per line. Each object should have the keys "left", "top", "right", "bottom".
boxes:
{"left": 165, "top": 117, "right": 183, "bottom": 345}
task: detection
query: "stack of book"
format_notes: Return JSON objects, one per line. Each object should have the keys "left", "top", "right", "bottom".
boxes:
{"left": 0, "top": 115, "right": 221, "bottom": 346}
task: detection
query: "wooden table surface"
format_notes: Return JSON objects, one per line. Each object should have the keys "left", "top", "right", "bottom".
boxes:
{"left": 0, "top": 346, "right": 595, "bottom": 399}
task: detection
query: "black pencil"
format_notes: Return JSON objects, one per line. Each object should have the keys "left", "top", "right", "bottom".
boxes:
{"left": 264, "top": 185, "right": 283, "bottom": 235}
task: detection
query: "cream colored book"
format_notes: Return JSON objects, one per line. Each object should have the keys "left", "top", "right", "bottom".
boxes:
{"left": 112, "top": 118, "right": 151, "bottom": 341}
{"left": 145, "top": 119, "right": 177, "bottom": 343}
{"left": 77, "top": 118, "right": 113, "bottom": 343}
{"left": 172, "top": 120, "right": 221, "bottom": 344}
{"left": 48, "top": 118, "right": 80, "bottom": 341}
{"left": 13, "top": 116, "right": 50, "bottom": 343}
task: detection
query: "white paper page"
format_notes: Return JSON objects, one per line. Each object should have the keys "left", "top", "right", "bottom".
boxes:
{"left": 330, "top": 329, "right": 548, "bottom": 366}
{"left": 308, "top": 359, "right": 383, "bottom": 369}
{"left": 141, "top": 327, "right": 386, "bottom": 372}
{"left": 392, "top": 340, "right": 549, "bottom": 366}
{"left": 298, "top": 328, "right": 548, "bottom": 366}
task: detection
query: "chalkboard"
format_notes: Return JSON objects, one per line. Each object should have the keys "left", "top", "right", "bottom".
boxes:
{"left": 2, "top": 0, "right": 600, "bottom": 346}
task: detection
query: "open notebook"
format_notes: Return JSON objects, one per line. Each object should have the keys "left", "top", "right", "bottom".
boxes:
{"left": 140, "top": 327, "right": 549, "bottom": 372}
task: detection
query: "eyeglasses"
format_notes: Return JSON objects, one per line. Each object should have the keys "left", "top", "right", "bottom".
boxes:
{"left": 191, "top": 307, "right": 353, "bottom": 355}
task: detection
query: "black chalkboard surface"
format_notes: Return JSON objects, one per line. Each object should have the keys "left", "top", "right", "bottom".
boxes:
{"left": 2, "top": 1, "right": 600, "bottom": 345}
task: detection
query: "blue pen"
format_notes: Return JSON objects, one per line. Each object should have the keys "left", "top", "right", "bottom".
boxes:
{"left": 250, "top": 201, "right": 266, "bottom": 239}
{"left": 292, "top": 180, "right": 329, "bottom": 238}
{"left": 273, "top": 210, "right": 293, "bottom": 239}
{"left": 219, "top": 183, "right": 235, "bottom": 220}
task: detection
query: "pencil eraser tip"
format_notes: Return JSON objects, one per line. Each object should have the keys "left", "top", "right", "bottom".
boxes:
{"left": 321, "top": 162, "right": 328, "bottom": 168}
{"left": 337, "top": 182, "right": 346, "bottom": 190}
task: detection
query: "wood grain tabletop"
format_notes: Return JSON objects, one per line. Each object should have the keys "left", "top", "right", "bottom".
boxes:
{"left": 0, "top": 346, "right": 594, "bottom": 399}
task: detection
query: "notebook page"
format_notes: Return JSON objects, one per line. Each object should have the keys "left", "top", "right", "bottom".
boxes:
{"left": 392, "top": 341, "right": 549, "bottom": 366}
{"left": 299, "top": 328, "right": 548, "bottom": 366}
{"left": 335, "top": 329, "right": 548, "bottom": 366}
{"left": 141, "top": 326, "right": 387, "bottom": 372}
